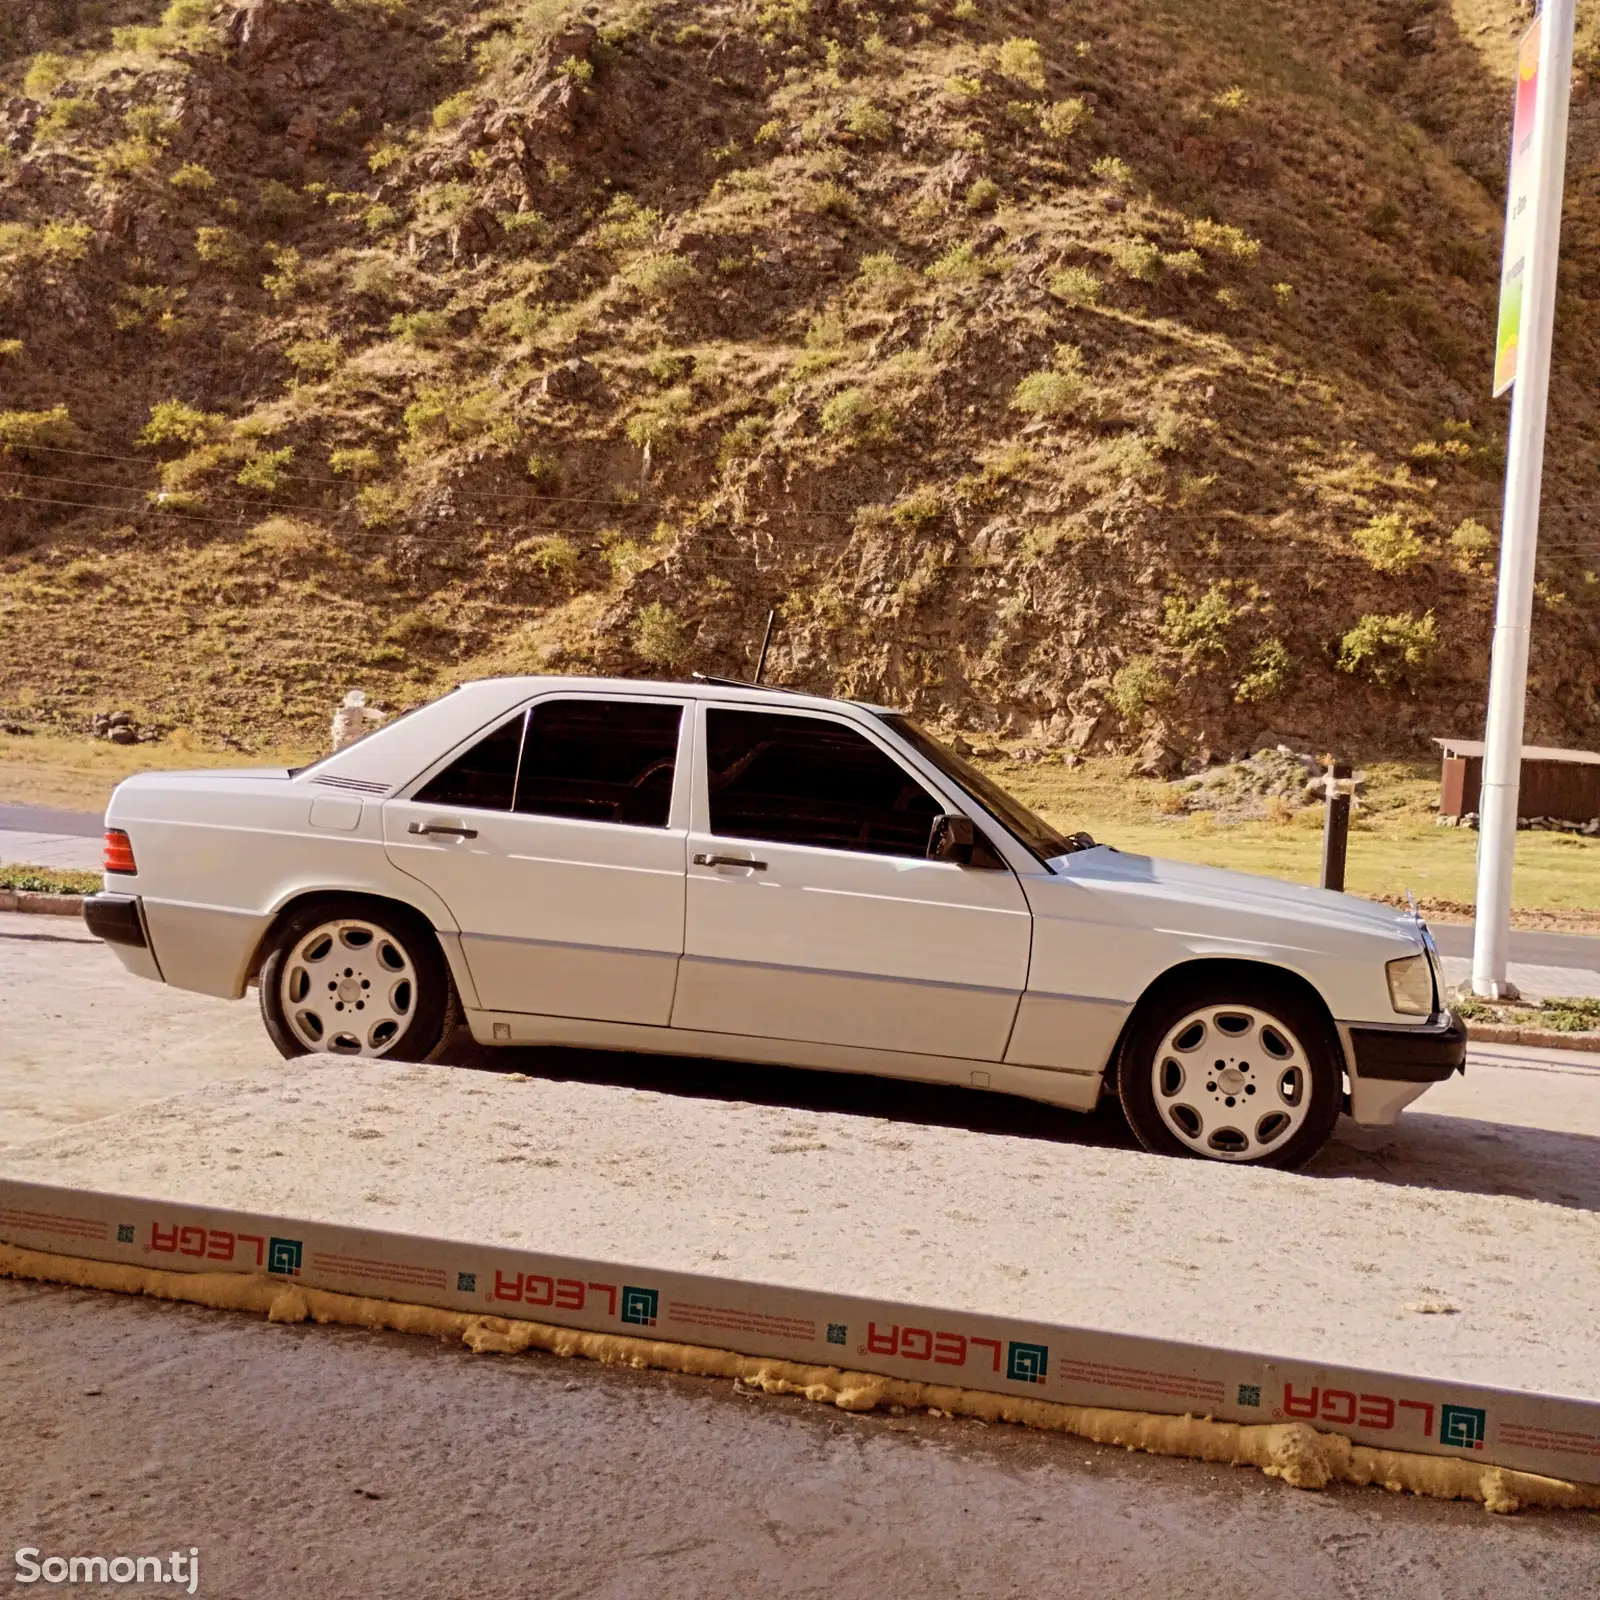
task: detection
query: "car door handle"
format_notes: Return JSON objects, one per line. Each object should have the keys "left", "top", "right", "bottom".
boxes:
{"left": 693, "top": 852, "right": 767, "bottom": 871}
{"left": 408, "top": 821, "right": 479, "bottom": 839}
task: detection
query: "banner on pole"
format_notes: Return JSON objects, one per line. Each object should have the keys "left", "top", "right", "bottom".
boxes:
{"left": 1494, "top": 20, "right": 1543, "bottom": 396}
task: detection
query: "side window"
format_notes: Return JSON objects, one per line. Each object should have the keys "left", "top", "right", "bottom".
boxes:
{"left": 705, "top": 709, "right": 942, "bottom": 857}
{"left": 413, "top": 712, "right": 525, "bottom": 811}
{"left": 514, "top": 699, "right": 682, "bottom": 828}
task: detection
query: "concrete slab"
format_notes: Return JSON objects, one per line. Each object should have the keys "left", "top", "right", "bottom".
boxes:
{"left": 1440, "top": 954, "right": 1600, "bottom": 1001}
{"left": 1, "top": 1059, "right": 1597, "bottom": 1485}
{"left": 0, "top": 830, "right": 102, "bottom": 870}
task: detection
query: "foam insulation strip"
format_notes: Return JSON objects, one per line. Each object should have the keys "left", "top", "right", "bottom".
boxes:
{"left": 4, "top": 1242, "right": 1597, "bottom": 1517}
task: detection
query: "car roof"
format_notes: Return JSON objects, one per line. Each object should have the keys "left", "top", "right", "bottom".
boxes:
{"left": 456, "top": 674, "right": 899, "bottom": 717}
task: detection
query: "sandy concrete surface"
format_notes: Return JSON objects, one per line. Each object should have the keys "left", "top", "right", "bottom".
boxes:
{"left": 0, "top": 912, "right": 273, "bottom": 1147}
{"left": 4, "top": 1054, "right": 1598, "bottom": 1402}
{"left": 2, "top": 1279, "right": 1595, "bottom": 1600}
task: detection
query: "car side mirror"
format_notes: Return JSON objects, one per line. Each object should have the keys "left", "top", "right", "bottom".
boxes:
{"left": 928, "top": 813, "right": 1005, "bottom": 868}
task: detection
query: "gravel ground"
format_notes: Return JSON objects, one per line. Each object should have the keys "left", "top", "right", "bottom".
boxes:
{"left": 2, "top": 1277, "right": 1596, "bottom": 1600}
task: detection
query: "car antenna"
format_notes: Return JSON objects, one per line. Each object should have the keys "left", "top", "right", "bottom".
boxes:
{"left": 753, "top": 607, "right": 776, "bottom": 684}
{"left": 692, "top": 609, "right": 812, "bottom": 696}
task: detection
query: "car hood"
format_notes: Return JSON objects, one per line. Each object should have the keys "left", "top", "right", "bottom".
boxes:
{"left": 1045, "top": 845, "right": 1423, "bottom": 949}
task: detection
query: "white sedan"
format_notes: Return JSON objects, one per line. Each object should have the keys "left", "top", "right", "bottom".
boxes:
{"left": 85, "top": 675, "right": 1463, "bottom": 1167}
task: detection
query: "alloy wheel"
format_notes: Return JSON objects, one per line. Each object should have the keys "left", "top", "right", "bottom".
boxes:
{"left": 1150, "top": 1003, "right": 1314, "bottom": 1162}
{"left": 277, "top": 917, "right": 417, "bottom": 1057}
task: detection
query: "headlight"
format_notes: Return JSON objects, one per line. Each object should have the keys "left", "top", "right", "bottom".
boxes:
{"left": 1386, "top": 953, "right": 1434, "bottom": 1016}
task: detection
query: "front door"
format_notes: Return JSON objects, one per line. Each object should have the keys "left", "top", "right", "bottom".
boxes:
{"left": 385, "top": 693, "right": 689, "bottom": 1024}
{"left": 670, "top": 704, "right": 1032, "bottom": 1060}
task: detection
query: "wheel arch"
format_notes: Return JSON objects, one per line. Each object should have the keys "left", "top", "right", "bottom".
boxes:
{"left": 245, "top": 888, "right": 473, "bottom": 1006}
{"left": 1105, "top": 956, "right": 1344, "bottom": 1093}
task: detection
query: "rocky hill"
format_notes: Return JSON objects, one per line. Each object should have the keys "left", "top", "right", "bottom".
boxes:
{"left": 2, "top": 0, "right": 1598, "bottom": 762}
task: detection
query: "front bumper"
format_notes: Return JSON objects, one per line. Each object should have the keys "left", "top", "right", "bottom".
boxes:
{"left": 1348, "top": 1011, "right": 1467, "bottom": 1083}
{"left": 83, "top": 891, "right": 147, "bottom": 948}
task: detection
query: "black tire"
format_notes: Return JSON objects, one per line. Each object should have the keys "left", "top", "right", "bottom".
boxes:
{"left": 1116, "top": 973, "right": 1343, "bottom": 1169}
{"left": 258, "top": 896, "right": 458, "bottom": 1063}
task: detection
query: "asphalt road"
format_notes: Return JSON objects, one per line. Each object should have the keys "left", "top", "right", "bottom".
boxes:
{"left": 1427, "top": 919, "right": 1600, "bottom": 971}
{"left": 0, "top": 802, "right": 103, "bottom": 838}
{"left": 2, "top": 1280, "right": 1594, "bottom": 1600}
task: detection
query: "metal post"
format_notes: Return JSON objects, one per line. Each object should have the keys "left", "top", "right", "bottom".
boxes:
{"left": 1321, "top": 759, "right": 1351, "bottom": 894}
{"left": 753, "top": 608, "right": 776, "bottom": 684}
{"left": 1472, "top": 0, "right": 1576, "bottom": 999}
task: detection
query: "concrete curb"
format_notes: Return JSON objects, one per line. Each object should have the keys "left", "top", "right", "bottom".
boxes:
{"left": 0, "top": 890, "right": 84, "bottom": 917}
{"left": 1466, "top": 1022, "right": 1600, "bottom": 1053}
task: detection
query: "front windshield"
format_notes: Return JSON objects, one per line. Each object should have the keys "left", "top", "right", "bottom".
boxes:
{"left": 879, "top": 714, "right": 1076, "bottom": 864}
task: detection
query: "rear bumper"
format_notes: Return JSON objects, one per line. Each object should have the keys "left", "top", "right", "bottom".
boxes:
{"left": 83, "top": 892, "right": 147, "bottom": 948}
{"left": 1348, "top": 1012, "right": 1467, "bottom": 1082}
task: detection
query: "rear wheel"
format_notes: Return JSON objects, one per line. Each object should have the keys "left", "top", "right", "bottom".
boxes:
{"left": 259, "top": 899, "right": 456, "bottom": 1062}
{"left": 1117, "top": 976, "right": 1343, "bottom": 1168}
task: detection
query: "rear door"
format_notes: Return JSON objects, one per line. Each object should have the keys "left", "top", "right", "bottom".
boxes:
{"left": 384, "top": 692, "right": 690, "bottom": 1024}
{"left": 671, "top": 704, "right": 1032, "bottom": 1060}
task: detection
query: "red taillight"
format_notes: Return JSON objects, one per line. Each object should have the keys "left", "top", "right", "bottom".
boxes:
{"left": 103, "top": 829, "right": 137, "bottom": 875}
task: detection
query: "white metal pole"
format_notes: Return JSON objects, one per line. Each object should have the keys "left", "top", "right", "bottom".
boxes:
{"left": 1471, "top": 0, "right": 1576, "bottom": 999}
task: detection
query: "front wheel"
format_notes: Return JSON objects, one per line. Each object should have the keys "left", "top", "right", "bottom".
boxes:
{"left": 258, "top": 898, "right": 457, "bottom": 1062}
{"left": 1117, "top": 977, "right": 1343, "bottom": 1168}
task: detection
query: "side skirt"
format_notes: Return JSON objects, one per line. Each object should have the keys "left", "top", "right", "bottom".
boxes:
{"left": 461, "top": 1010, "right": 1106, "bottom": 1113}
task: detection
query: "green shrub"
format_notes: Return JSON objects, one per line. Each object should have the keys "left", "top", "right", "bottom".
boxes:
{"left": 1162, "top": 248, "right": 1205, "bottom": 278}
{"left": 257, "top": 179, "right": 304, "bottom": 230}
{"left": 432, "top": 91, "right": 476, "bottom": 130}
{"left": 1038, "top": 98, "right": 1092, "bottom": 139}
{"left": 591, "top": 194, "right": 662, "bottom": 250}
{"left": 1234, "top": 638, "right": 1295, "bottom": 704}
{"left": 806, "top": 180, "right": 857, "bottom": 219}
{"left": 329, "top": 446, "right": 381, "bottom": 478}
{"left": 965, "top": 177, "right": 1000, "bottom": 213}
{"left": 285, "top": 338, "right": 341, "bottom": 378}
{"left": 625, "top": 385, "right": 694, "bottom": 448}
{"left": 819, "top": 388, "right": 893, "bottom": 441}
{"left": 892, "top": 486, "right": 942, "bottom": 528}
{"left": 363, "top": 204, "right": 400, "bottom": 235}
{"left": 389, "top": 309, "right": 451, "bottom": 346}
{"left": 1337, "top": 611, "right": 1438, "bottom": 686}
{"left": 523, "top": 535, "right": 580, "bottom": 582}
{"left": 0, "top": 406, "right": 77, "bottom": 455}
{"left": 1449, "top": 517, "right": 1495, "bottom": 561}
{"left": 34, "top": 98, "right": 98, "bottom": 142}
{"left": 844, "top": 101, "right": 893, "bottom": 142}
{"left": 169, "top": 162, "right": 216, "bottom": 194}
{"left": 1187, "top": 217, "right": 1261, "bottom": 263}
{"left": 717, "top": 415, "right": 768, "bottom": 472}
{"left": 1213, "top": 85, "right": 1250, "bottom": 112}
{"left": 1090, "top": 156, "right": 1134, "bottom": 189}
{"left": 855, "top": 251, "right": 918, "bottom": 306}
{"left": 356, "top": 483, "right": 410, "bottom": 527}
{"left": 1108, "top": 656, "right": 1172, "bottom": 724}
{"left": 0, "top": 864, "right": 100, "bottom": 895}
{"left": 1010, "top": 346, "right": 1090, "bottom": 420}
{"left": 23, "top": 53, "right": 72, "bottom": 98}
{"left": 261, "top": 243, "right": 301, "bottom": 301}
{"left": 1352, "top": 511, "right": 1424, "bottom": 573}
{"left": 925, "top": 242, "right": 993, "bottom": 286}
{"left": 498, "top": 209, "right": 548, "bottom": 249}
{"left": 625, "top": 252, "right": 700, "bottom": 300}
{"left": 138, "top": 399, "right": 222, "bottom": 448}
{"left": 195, "top": 225, "right": 252, "bottom": 272}
{"left": 1048, "top": 266, "right": 1100, "bottom": 304}
{"left": 1111, "top": 239, "right": 1163, "bottom": 283}
{"left": 995, "top": 37, "right": 1046, "bottom": 90}
{"left": 236, "top": 446, "right": 294, "bottom": 492}
{"left": 1161, "top": 583, "right": 1233, "bottom": 656}
{"left": 632, "top": 601, "right": 691, "bottom": 666}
